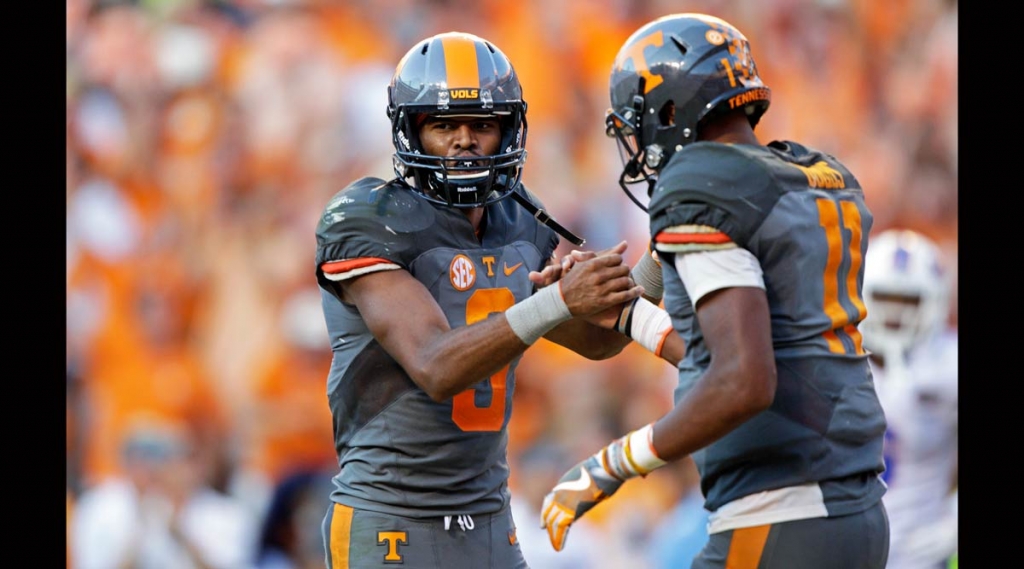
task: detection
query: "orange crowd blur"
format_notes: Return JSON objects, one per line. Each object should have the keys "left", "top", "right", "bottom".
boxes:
{"left": 66, "top": 0, "right": 957, "bottom": 566}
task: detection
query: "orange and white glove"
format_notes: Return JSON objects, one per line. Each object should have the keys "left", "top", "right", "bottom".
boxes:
{"left": 540, "top": 423, "right": 666, "bottom": 551}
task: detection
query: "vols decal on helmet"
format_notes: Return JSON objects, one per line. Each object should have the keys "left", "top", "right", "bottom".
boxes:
{"left": 450, "top": 254, "right": 477, "bottom": 291}
{"left": 613, "top": 30, "right": 665, "bottom": 93}
{"left": 449, "top": 88, "right": 480, "bottom": 100}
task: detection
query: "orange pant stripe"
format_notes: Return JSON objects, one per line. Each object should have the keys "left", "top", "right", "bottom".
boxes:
{"left": 329, "top": 503, "right": 355, "bottom": 569}
{"left": 725, "top": 524, "right": 771, "bottom": 568}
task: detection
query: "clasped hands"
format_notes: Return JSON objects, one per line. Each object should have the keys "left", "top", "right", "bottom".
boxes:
{"left": 528, "top": 240, "right": 641, "bottom": 328}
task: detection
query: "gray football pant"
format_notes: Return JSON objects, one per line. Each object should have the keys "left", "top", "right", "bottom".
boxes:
{"left": 692, "top": 500, "right": 889, "bottom": 569}
{"left": 322, "top": 502, "right": 529, "bottom": 569}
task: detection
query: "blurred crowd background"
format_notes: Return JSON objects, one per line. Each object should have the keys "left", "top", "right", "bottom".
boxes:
{"left": 65, "top": 0, "right": 958, "bottom": 567}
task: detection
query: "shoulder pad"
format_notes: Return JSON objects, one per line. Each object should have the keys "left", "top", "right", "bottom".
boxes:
{"left": 649, "top": 143, "right": 778, "bottom": 247}
{"left": 767, "top": 140, "right": 863, "bottom": 193}
{"left": 316, "top": 177, "right": 436, "bottom": 270}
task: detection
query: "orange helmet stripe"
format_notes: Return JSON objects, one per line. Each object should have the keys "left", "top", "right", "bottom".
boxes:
{"left": 442, "top": 35, "right": 480, "bottom": 89}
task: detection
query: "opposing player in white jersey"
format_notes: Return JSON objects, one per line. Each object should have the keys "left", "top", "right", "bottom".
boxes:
{"left": 862, "top": 229, "right": 957, "bottom": 569}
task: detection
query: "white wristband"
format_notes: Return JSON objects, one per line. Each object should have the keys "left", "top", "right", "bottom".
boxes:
{"left": 616, "top": 297, "right": 673, "bottom": 357}
{"left": 626, "top": 423, "right": 667, "bottom": 475}
{"left": 599, "top": 423, "right": 667, "bottom": 480}
{"left": 504, "top": 283, "right": 572, "bottom": 345}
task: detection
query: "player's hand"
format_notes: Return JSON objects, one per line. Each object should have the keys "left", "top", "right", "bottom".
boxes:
{"left": 529, "top": 243, "right": 613, "bottom": 288}
{"left": 530, "top": 241, "right": 635, "bottom": 288}
{"left": 528, "top": 258, "right": 568, "bottom": 289}
{"left": 539, "top": 455, "right": 624, "bottom": 552}
{"left": 556, "top": 241, "right": 643, "bottom": 317}
{"left": 540, "top": 423, "right": 667, "bottom": 551}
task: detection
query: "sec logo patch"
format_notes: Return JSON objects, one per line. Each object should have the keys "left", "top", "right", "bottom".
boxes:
{"left": 450, "top": 255, "right": 477, "bottom": 291}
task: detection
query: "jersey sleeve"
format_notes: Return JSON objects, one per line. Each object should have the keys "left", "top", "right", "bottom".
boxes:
{"left": 315, "top": 178, "right": 435, "bottom": 292}
{"left": 648, "top": 143, "right": 780, "bottom": 255}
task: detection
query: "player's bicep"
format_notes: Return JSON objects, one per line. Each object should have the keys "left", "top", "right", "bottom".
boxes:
{"left": 696, "top": 286, "right": 771, "bottom": 357}
{"left": 341, "top": 268, "right": 451, "bottom": 368}
{"left": 681, "top": 248, "right": 774, "bottom": 381}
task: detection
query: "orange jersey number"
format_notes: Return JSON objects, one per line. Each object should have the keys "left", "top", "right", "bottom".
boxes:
{"left": 451, "top": 288, "right": 515, "bottom": 431}
{"left": 817, "top": 198, "right": 867, "bottom": 355}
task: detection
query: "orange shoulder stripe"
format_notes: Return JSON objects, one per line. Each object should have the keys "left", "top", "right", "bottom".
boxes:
{"left": 654, "top": 231, "right": 733, "bottom": 244}
{"left": 321, "top": 257, "right": 394, "bottom": 275}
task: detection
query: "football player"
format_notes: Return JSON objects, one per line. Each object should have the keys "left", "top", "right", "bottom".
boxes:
{"left": 314, "top": 31, "right": 684, "bottom": 568}
{"left": 540, "top": 13, "right": 890, "bottom": 568}
{"left": 862, "top": 229, "right": 958, "bottom": 569}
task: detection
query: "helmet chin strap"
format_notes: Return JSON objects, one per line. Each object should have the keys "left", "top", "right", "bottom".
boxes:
{"left": 617, "top": 169, "right": 655, "bottom": 213}
{"left": 508, "top": 189, "right": 585, "bottom": 246}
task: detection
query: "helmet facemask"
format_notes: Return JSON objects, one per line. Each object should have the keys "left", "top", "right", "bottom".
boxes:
{"left": 391, "top": 107, "right": 527, "bottom": 208}
{"left": 606, "top": 93, "right": 656, "bottom": 212}
{"left": 606, "top": 87, "right": 687, "bottom": 212}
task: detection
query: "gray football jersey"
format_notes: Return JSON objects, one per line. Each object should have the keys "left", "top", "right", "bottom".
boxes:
{"left": 649, "top": 141, "right": 887, "bottom": 515}
{"left": 315, "top": 178, "right": 559, "bottom": 518}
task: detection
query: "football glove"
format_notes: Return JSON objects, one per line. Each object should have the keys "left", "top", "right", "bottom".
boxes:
{"left": 540, "top": 423, "right": 666, "bottom": 551}
{"left": 540, "top": 454, "right": 622, "bottom": 552}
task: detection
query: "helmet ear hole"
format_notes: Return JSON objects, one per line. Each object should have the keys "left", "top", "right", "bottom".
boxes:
{"left": 658, "top": 101, "right": 675, "bottom": 127}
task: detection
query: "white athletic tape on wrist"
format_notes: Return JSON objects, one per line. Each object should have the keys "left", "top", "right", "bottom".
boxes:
{"left": 631, "top": 248, "right": 663, "bottom": 302}
{"left": 632, "top": 298, "right": 673, "bottom": 356}
{"left": 504, "top": 283, "right": 572, "bottom": 345}
{"left": 599, "top": 423, "right": 667, "bottom": 480}
{"left": 616, "top": 297, "right": 673, "bottom": 357}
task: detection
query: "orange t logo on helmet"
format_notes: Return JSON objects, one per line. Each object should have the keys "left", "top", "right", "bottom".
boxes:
{"left": 612, "top": 30, "right": 665, "bottom": 93}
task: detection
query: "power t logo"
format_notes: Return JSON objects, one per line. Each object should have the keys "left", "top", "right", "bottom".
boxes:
{"left": 377, "top": 531, "right": 408, "bottom": 563}
{"left": 613, "top": 30, "right": 665, "bottom": 93}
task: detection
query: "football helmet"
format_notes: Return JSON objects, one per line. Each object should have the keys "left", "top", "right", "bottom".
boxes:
{"left": 606, "top": 13, "right": 771, "bottom": 210}
{"left": 387, "top": 32, "right": 528, "bottom": 208}
{"left": 862, "top": 229, "right": 951, "bottom": 360}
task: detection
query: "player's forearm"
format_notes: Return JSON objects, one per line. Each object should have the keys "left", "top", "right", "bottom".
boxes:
{"left": 544, "top": 318, "right": 631, "bottom": 359}
{"left": 658, "top": 331, "right": 685, "bottom": 366}
{"left": 651, "top": 360, "right": 775, "bottom": 462}
{"left": 648, "top": 284, "right": 774, "bottom": 460}
{"left": 408, "top": 315, "right": 529, "bottom": 401}
{"left": 414, "top": 283, "right": 583, "bottom": 400}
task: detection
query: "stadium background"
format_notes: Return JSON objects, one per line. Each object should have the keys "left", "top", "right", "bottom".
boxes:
{"left": 65, "top": 0, "right": 958, "bottom": 566}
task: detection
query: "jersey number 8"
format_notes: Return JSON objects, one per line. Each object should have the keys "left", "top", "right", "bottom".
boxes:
{"left": 451, "top": 288, "right": 515, "bottom": 431}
